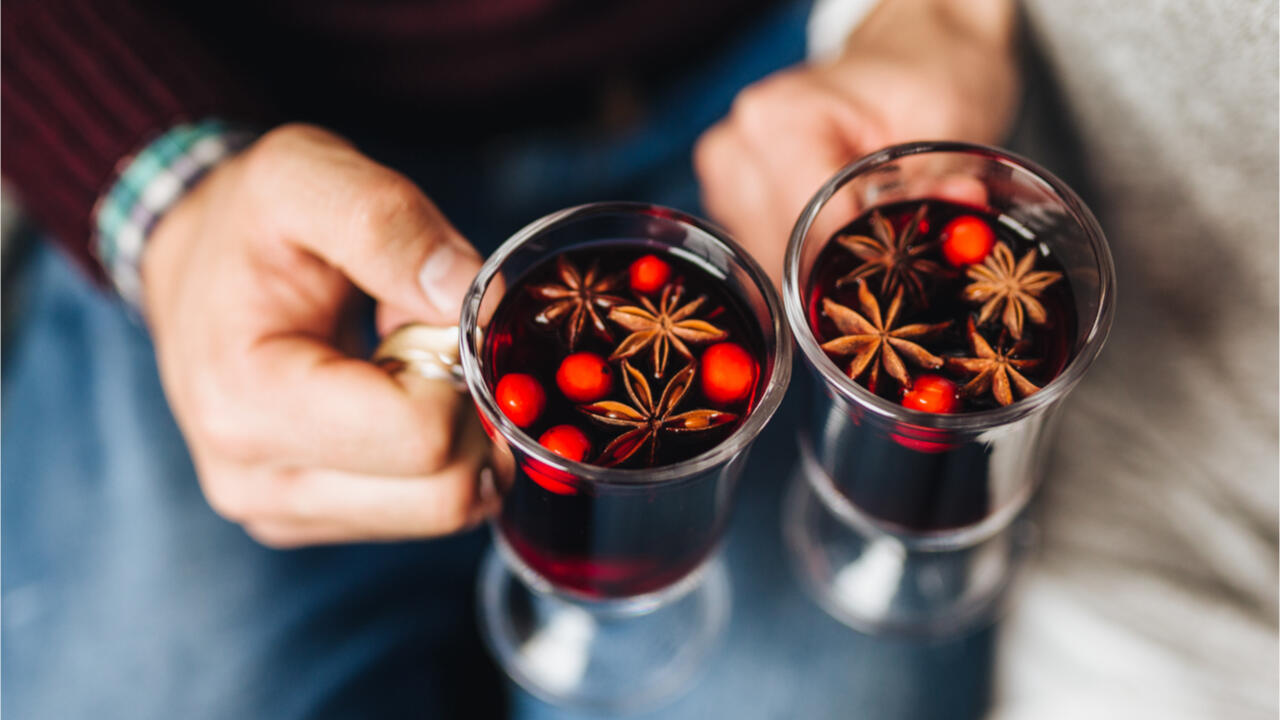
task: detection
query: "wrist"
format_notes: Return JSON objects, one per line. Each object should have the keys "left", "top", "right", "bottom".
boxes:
{"left": 828, "top": 0, "right": 1019, "bottom": 145}
{"left": 94, "top": 119, "right": 254, "bottom": 310}
{"left": 138, "top": 156, "right": 220, "bottom": 332}
{"left": 808, "top": 0, "right": 882, "bottom": 62}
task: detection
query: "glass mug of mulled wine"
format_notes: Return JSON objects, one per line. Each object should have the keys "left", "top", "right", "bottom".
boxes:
{"left": 455, "top": 202, "right": 790, "bottom": 711}
{"left": 781, "top": 142, "right": 1115, "bottom": 636}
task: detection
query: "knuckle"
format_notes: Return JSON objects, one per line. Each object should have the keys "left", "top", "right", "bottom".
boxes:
{"left": 347, "top": 173, "right": 427, "bottom": 246}
{"left": 730, "top": 82, "right": 777, "bottom": 127}
{"left": 195, "top": 412, "right": 248, "bottom": 459}
{"left": 355, "top": 174, "right": 420, "bottom": 225}
{"left": 204, "top": 470, "right": 293, "bottom": 530}
{"left": 200, "top": 473, "right": 252, "bottom": 523}
{"left": 244, "top": 524, "right": 306, "bottom": 550}
{"left": 245, "top": 124, "right": 303, "bottom": 167}
{"left": 692, "top": 127, "right": 727, "bottom": 177}
{"left": 401, "top": 418, "right": 453, "bottom": 475}
{"left": 385, "top": 389, "right": 463, "bottom": 475}
{"left": 253, "top": 123, "right": 327, "bottom": 156}
{"left": 730, "top": 75, "right": 810, "bottom": 139}
{"left": 241, "top": 123, "right": 339, "bottom": 188}
{"left": 433, "top": 509, "right": 471, "bottom": 536}
{"left": 189, "top": 378, "right": 266, "bottom": 464}
{"left": 240, "top": 138, "right": 288, "bottom": 192}
{"left": 426, "top": 481, "right": 477, "bottom": 535}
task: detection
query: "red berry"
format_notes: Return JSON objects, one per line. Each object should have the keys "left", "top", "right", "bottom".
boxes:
{"left": 891, "top": 426, "right": 958, "bottom": 453}
{"left": 941, "top": 215, "right": 995, "bottom": 266}
{"left": 629, "top": 254, "right": 671, "bottom": 294}
{"left": 538, "top": 425, "right": 591, "bottom": 463}
{"left": 523, "top": 460, "right": 578, "bottom": 495}
{"left": 902, "top": 374, "right": 959, "bottom": 414}
{"left": 495, "top": 373, "right": 546, "bottom": 428}
{"left": 700, "top": 342, "right": 757, "bottom": 406}
{"left": 556, "top": 352, "right": 614, "bottom": 403}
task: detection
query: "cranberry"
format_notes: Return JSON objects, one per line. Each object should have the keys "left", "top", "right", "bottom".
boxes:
{"left": 941, "top": 215, "right": 995, "bottom": 266}
{"left": 528, "top": 425, "right": 590, "bottom": 495}
{"left": 700, "top": 342, "right": 757, "bottom": 406}
{"left": 555, "top": 352, "right": 614, "bottom": 403}
{"left": 539, "top": 425, "right": 591, "bottom": 462}
{"left": 629, "top": 254, "right": 670, "bottom": 294}
{"left": 495, "top": 373, "right": 546, "bottom": 428}
{"left": 902, "top": 374, "right": 959, "bottom": 414}
{"left": 890, "top": 426, "right": 958, "bottom": 454}
{"left": 523, "top": 460, "right": 578, "bottom": 495}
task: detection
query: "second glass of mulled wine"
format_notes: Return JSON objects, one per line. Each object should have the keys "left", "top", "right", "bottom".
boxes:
{"left": 782, "top": 142, "right": 1116, "bottom": 636}
{"left": 460, "top": 202, "right": 790, "bottom": 712}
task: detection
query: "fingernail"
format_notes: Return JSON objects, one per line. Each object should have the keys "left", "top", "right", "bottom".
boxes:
{"left": 417, "top": 240, "right": 476, "bottom": 317}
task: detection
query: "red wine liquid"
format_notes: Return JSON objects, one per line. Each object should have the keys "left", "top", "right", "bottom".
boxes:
{"left": 804, "top": 199, "right": 1079, "bottom": 531}
{"left": 484, "top": 242, "right": 767, "bottom": 597}
{"left": 807, "top": 199, "right": 1077, "bottom": 411}
{"left": 485, "top": 244, "right": 765, "bottom": 468}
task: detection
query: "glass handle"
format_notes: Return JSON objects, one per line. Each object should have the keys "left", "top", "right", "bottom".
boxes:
{"left": 373, "top": 323, "right": 468, "bottom": 391}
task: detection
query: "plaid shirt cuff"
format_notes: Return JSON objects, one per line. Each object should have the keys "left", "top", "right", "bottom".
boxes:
{"left": 93, "top": 119, "right": 255, "bottom": 308}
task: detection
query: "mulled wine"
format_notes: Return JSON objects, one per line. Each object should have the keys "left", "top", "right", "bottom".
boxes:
{"left": 483, "top": 242, "right": 767, "bottom": 597}
{"left": 805, "top": 199, "right": 1079, "bottom": 530}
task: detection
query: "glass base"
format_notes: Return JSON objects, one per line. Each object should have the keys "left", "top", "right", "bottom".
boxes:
{"left": 477, "top": 543, "right": 730, "bottom": 714}
{"left": 783, "top": 464, "right": 1034, "bottom": 637}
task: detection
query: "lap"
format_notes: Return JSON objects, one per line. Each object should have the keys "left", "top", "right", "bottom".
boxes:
{"left": 2, "top": 243, "right": 503, "bottom": 720}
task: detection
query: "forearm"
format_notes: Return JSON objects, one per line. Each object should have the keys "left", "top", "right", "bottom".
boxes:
{"left": 840, "top": 0, "right": 1016, "bottom": 68}
{"left": 834, "top": 0, "right": 1020, "bottom": 144}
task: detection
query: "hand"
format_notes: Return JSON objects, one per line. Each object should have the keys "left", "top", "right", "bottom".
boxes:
{"left": 695, "top": 0, "right": 1018, "bottom": 283}
{"left": 143, "top": 124, "right": 496, "bottom": 547}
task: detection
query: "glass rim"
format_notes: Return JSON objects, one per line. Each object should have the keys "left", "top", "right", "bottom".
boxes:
{"left": 460, "top": 201, "right": 793, "bottom": 487}
{"left": 783, "top": 141, "right": 1117, "bottom": 430}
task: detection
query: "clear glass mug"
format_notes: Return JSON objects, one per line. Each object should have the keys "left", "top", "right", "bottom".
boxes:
{"left": 458, "top": 202, "right": 791, "bottom": 711}
{"left": 781, "top": 142, "right": 1116, "bottom": 635}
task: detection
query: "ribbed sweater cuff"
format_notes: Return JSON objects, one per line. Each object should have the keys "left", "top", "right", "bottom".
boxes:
{"left": 1, "top": 0, "right": 256, "bottom": 281}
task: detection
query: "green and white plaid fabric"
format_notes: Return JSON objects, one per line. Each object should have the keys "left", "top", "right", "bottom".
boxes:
{"left": 93, "top": 119, "right": 254, "bottom": 307}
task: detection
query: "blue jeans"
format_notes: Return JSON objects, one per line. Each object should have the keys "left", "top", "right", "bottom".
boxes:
{"left": 3, "top": 3, "right": 993, "bottom": 717}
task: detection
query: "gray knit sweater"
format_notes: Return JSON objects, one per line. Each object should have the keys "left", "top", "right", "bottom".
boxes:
{"left": 995, "top": 1, "right": 1279, "bottom": 717}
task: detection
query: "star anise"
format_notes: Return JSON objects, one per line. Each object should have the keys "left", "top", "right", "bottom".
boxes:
{"left": 835, "top": 204, "right": 942, "bottom": 306}
{"left": 820, "top": 280, "right": 950, "bottom": 389}
{"left": 608, "top": 284, "right": 727, "bottom": 378}
{"left": 962, "top": 241, "right": 1062, "bottom": 339}
{"left": 528, "top": 255, "right": 628, "bottom": 349}
{"left": 946, "top": 317, "right": 1043, "bottom": 406}
{"left": 580, "top": 361, "right": 737, "bottom": 466}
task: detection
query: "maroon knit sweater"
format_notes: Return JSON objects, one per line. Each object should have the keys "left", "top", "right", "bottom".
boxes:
{"left": 2, "top": 0, "right": 770, "bottom": 280}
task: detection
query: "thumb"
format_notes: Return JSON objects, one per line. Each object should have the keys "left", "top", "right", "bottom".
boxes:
{"left": 410, "top": 226, "right": 484, "bottom": 324}
{"left": 314, "top": 182, "right": 482, "bottom": 326}
{"left": 258, "top": 128, "right": 483, "bottom": 324}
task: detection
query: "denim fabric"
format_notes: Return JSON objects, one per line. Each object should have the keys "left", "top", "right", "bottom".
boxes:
{"left": 2, "top": 2, "right": 992, "bottom": 717}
